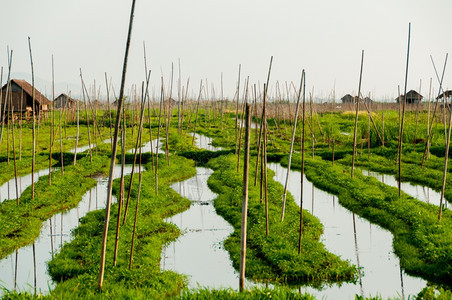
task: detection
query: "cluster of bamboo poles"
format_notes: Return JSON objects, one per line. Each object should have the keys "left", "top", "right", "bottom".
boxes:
{"left": 2, "top": 9, "right": 452, "bottom": 294}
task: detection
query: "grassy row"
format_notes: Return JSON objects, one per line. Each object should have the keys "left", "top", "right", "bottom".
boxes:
{"left": 337, "top": 152, "right": 452, "bottom": 202}
{"left": 0, "top": 155, "right": 109, "bottom": 259}
{"left": 279, "top": 155, "right": 452, "bottom": 286}
{"left": 206, "top": 154, "right": 357, "bottom": 285}
{"left": 46, "top": 155, "right": 197, "bottom": 298}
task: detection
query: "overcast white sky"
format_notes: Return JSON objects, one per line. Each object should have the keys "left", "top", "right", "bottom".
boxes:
{"left": 1, "top": 0, "right": 451, "bottom": 101}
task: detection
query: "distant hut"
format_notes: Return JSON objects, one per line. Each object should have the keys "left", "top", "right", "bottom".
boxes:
{"left": 437, "top": 90, "right": 452, "bottom": 100}
{"left": 395, "top": 90, "right": 423, "bottom": 104}
{"left": 54, "top": 93, "right": 76, "bottom": 109}
{"left": 0, "top": 79, "right": 51, "bottom": 118}
{"left": 363, "top": 96, "right": 373, "bottom": 104}
{"left": 341, "top": 94, "right": 356, "bottom": 103}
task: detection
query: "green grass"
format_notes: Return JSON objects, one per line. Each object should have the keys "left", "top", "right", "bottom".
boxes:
{"left": 207, "top": 154, "right": 357, "bottom": 285}
{"left": 0, "top": 155, "right": 109, "bottom": 259}
{"left": 45, "top": 155, "right": 197, "bottom": 299}
{"left": 279, "top": 154, "right": 452, "bottom": 286}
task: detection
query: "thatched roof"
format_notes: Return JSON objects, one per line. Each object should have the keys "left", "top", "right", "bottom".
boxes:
{"left": 1, "top": 79, "right": 51, "bottom": 106}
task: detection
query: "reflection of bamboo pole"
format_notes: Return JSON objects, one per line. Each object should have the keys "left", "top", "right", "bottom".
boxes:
{"left": 351, "top": 50, "right": 364, "bottom": 178}
{"left": 281, "top": 70, "right": 304, "bottom": 222}
{"left": 98, "top": 0, "right": 136, "bottom": 290}
{"left": 33, "top": 242, "right": 37, "bottom": 295}
{"left": 239, "top": 104, "right": 251, "bottom": 292}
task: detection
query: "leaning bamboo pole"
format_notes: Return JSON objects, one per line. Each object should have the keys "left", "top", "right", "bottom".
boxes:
{"left": 129, "top": 83, "right": 146, "bottom": 269}
{"left": 239, "top": 104, "right": 251, "bottom": 292}
{"left": 397, "top": 23, "right": 411, "bottom": 198}
{"left": 10, "top": 89, "right": 19, "bottom": 205}
{"left": 98, "top": 0, "right": 136, "bottom": 290}
{"left": 438, "top": 97, "right": 452, "bottom": 221}
{"left": 155, "top": 80, "right": 165, "bottom": 197}
{"left": 281, "top": 70, "right": 304, "bottom": 222}
{"left": 421, "top": 54, "right": 448, "bottom": 167}
{"left": 254, "top": 57, "right": 273, "bottom": 186}
{"left": 28, "top": 38, "right": 37, "bottom": 199}
{"left": 0, "top": 57, "right": 12, "bottom": 153}
{"left": 122, "top": 74, "right": 150, "bottom": 225}
{"left": 351, "top": 50, "right": 364, "bottom": 178}
{"left": 298, "top": 70, "right": 306, "bottom": 255}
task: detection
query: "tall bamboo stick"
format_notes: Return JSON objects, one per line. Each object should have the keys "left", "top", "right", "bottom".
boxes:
{"left": 28, "top": 38, "right": 36, "bottom": 199}
{"left": 298, "top": 70, "right": 306, "bottom": 254}
{"left": 351, "top": 50, "right": 365, "bottom": 178}
{"left": 49, "top": 56, "right": 55, "bottom": 184}
{"left": 397, "top": 23, "right": 411, "bottom": 198}
{"left": 281, "top": 70, "right": 304, "bottom": 221}
{"left": 98, "top": 0, "right": 136, "bottom": 290}
{"left": 239, "top": 104, "right": 251, "bottom": 292}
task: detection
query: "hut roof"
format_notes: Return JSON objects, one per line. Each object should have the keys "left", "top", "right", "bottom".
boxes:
{"left": 437, "top": 90, "right": 452, "bottom": 100}
{"left": 1, "top": 79, "right": 51, "bottom": 106}
{"left": 395, "top": 89, "right": 423, "bottom": 102}
{"left": 54, "top": 93, "right": 76, "bottom": 102}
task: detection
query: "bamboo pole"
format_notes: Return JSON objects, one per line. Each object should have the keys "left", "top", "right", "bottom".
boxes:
{"left": 237, "top": 77, "right": 249, "bottom": 172}
{"left": 298, "top": 70, "right": 306, "bottom": 254}
{"left": 421, "top": 54, "right": 448, "bottom": 167}
{"left": 398, "top": 23, "right": 411, "bottom": 198}
{"left": 239, "top": 104, "right": 251, "bottom": 292}
{"left": 351, "top": 50, "right": 365, "bottom": 178}
{"left": 191, "top": 80, "right": 203, "bottom": 146}
{"left": 235, "top": 64, "right": 241, "bottom": 154}
{"left": 155, "top": 80, "right": 165, "bottom": 197}
{"left": 49, "top": 56, "right": 55, "bottom": 184}
{"left": 129, "top": 84, "right": 146, "bottom": 269}
{"left": 438, "top": 98, "right": 452, "bottom": 221}
{"left": 281, "top": 70, "right": 304, "bottom": 222}
{"left": 98, "top": 0, "right": 136, "bottom": 290}
{"left": 28, "top": 38, "right": 37, "bottom": 200}
{"left": 10, "top": 90, "right": 19, "bottom": 205}
{"left": 73, "top": 90, "right": 80, "bottom": 166}
{"left": 123, "top": 74, "right": 150, "bottom": 225}
{"left": 254, "top": 57, "right": 273, "bottom": 186}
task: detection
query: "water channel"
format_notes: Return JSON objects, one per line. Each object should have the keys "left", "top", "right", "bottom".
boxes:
{"left": 268, "top": 163, "right": 427, "bottom": 299}
{"left": 0, "top": 164, "right": 140, "bottom": 295}
{"left": 358, "top": 168, "right": 448, "bottom": 208}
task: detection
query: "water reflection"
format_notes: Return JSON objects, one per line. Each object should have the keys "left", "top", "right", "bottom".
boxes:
{"left": 161, "top": 167, "right": 237, "bottom": 288}
{"left": 0, "top": 168, "right": 59, "bottom": 203}
{"left": 128, "top": 138, "right": 164, "bottom": 154}
{"left": 359, "top": 168, "right": 448, "bottom": 208}
{"left": 0, "top": 164, "right": 140, "bottom": 295}
{"left": 190, "top": 133, "right": 222, "bottom": 151}
{"left": 268, "top": 162, "right": 426, "bottom": 299}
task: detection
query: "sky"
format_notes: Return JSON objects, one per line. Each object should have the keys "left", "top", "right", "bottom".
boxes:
{"left": 1, "top": 0, "right": 451, "bottom": 102}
